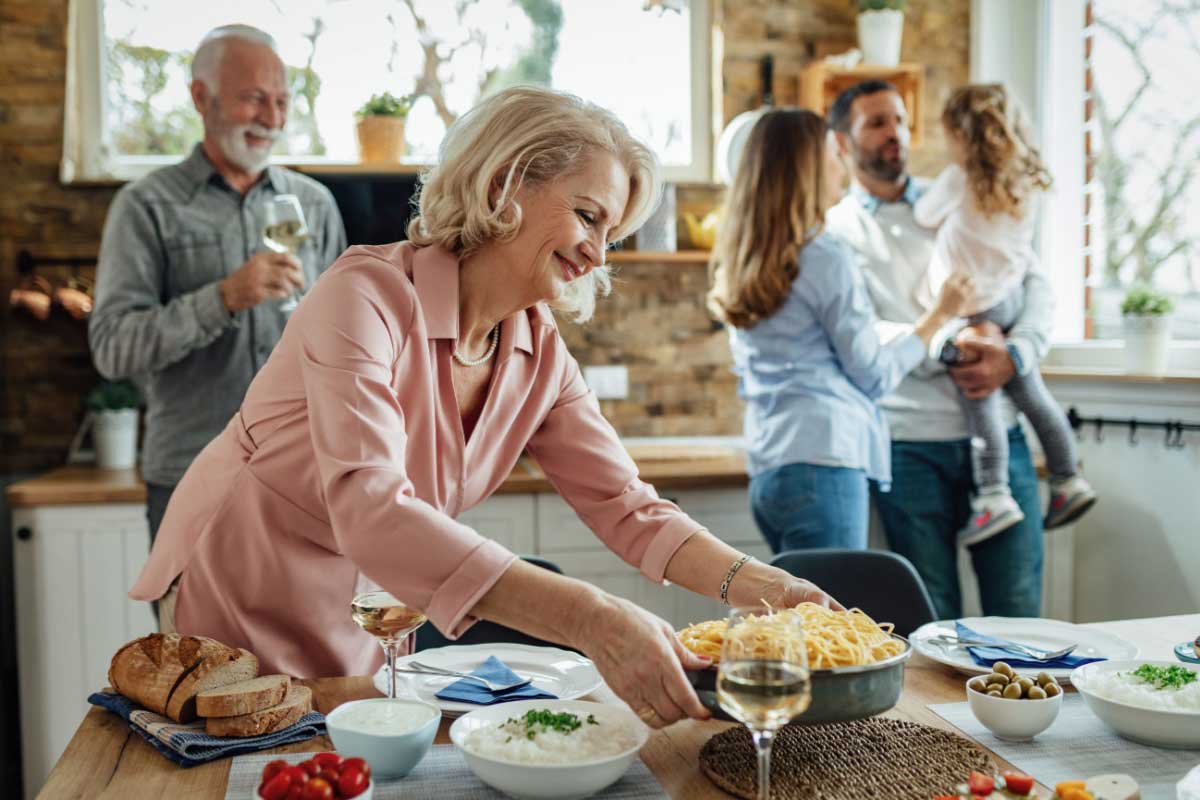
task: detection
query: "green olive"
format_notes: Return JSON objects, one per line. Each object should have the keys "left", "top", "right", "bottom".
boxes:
{"left": 1016, "top": 677, "right": 1035, "bottom": 692}
{"left": 984, "top": 672, "right": 1010, "bottom": 686}
{"left": 993, "top": 661, "right": 1014, "bottom": 677}
{"left": 1044, "top": 681, "right": 1062, "bottom": 697}
{"left": 1027, "top": 685, "right": 1048, "bottom": 700}
{"left": 987, "top": 689, "right": 1003, "bottom": 697}
{"left": 1037, "top": 671, "right": 1054, "bottom": 687}
{"left": 1003, "top": 682, "right": 1024, "bottom": 699}
{"left": 968, "top": 676, "right": 989, "bottom": 693}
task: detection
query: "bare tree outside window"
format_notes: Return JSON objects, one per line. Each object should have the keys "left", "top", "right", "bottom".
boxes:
{"left": 1088, "top": 0, "right": 1200, "bottom": 339}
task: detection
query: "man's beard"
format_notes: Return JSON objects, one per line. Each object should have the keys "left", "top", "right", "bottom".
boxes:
{"left": 206, "top": 99, "right": 280, "bottom": 173}
{"left": 858, "top": 139, "right": 907, "bottom": 183}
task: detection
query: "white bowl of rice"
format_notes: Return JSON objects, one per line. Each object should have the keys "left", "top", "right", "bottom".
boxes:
{"left": 449, "top": 699, "right": 649, "bottom": 800}
{"left": 1071, "top": 659, "right": 1200, "bottom": 749}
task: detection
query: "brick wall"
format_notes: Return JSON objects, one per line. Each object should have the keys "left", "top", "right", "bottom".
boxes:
{"left": 0, "top": 0, "right": 969, "bottom": 475}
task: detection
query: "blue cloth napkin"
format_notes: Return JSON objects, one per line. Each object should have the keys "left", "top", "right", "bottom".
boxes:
{"left": 433, "top": 655, "right": 557, "bottom": 705}
{"left": 88, "top": 690, "right": 325, "bottom": 767}
{"left": 955, "top": 621, "right": 1107, "bottom": 670}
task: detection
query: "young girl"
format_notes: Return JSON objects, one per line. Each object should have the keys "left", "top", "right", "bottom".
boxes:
{"left": 708, "top": 109, "right": 972, "bottom": 554}
{"left": 915, "top": 84, "right": 1096, "bottom": 546}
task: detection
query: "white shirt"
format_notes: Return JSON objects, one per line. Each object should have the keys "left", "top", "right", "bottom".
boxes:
{"left": 913, "top": 164, "right": 1038, "bottom": 314}
{"left": 825, "top": 178, "right": 1055, "bottom": 441}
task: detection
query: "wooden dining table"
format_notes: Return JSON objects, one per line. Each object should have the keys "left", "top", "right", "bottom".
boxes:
{"left": 38, "top": 614, "right": 1197, "bottom": 799}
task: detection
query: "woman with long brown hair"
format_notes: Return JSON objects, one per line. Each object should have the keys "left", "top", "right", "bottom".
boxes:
{"left": 708, "top": 109, "right": 971, "bottom": 554}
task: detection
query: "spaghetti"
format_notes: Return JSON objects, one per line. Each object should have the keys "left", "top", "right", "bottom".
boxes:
{"left": 678, "top": 602, "right": 904, "bottom": 669}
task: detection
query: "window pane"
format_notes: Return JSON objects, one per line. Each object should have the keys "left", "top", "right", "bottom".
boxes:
{"left": 102, "top": 0, "right": 696, "bottom": 167}
{"left": 1088, "top": 1, "right": 1200, "bottom": 339}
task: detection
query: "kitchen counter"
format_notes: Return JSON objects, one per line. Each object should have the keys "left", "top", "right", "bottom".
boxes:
{"left": 5, "top": 442, "right": 748, "bottom": 507}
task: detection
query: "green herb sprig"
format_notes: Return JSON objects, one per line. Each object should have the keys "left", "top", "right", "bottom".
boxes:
{"left": 501, "top": 708, "right": 598, "bottom": 740}
{"left": 1128, "top": 663, "right": 1197, "bottom": 690}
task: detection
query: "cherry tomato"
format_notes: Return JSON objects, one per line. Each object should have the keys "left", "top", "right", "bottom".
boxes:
{"left": 258, "top": 772, "right": 292, "bottom": 800}
{"left": 316, "top": 768, "right": 340, "bottom": 786}
{"left": 299, "top": 759, "right": 320, "bottom": 777}
{"left": 337, "top": 767, "right": 369, "bottom": 799}
{"left": 340, "top": 757, "right": 370, "bottom": 781}
{"left": 313, "top": 752, "right": 343, "bottom": 770}
{"left": 261, "top": 759, "right": 290, "bottom": 784}
{"left": 1003, "top": 771, "right": 1035, "bottom": 796}
{"left": 300, "top": 777, "right": 335, "bottom": 800}
{"left": 968, "top": 771, "right": 995, "bottom": 795}
{"left": 281, "top": 765, "right": 307, "bottom": 786}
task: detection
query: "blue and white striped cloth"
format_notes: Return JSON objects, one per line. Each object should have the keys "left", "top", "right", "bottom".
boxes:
{"left": 88, "top": 689, "right": 326, "bottom": 767}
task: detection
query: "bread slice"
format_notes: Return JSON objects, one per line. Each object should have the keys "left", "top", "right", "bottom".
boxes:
{"left": 108, "top": 634, "right": 226, "bottom": 716}
{"left": 196, "top": 674, "right": 289, "bottom": 718}
{"left": 166, "top": 646, "right": 259, "bottom": 723}
{"left": 205, "top": 685, "right": 312, "bottom": 737}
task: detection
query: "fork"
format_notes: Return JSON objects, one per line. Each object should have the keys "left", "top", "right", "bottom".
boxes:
{"left": 398, "top": 660, "right": 532, "bottom": 692}
{"left": 927, "top": 634, "right": 1077, "bottom": 662}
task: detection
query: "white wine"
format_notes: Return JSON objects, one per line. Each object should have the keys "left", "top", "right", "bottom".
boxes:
{"left": 350, "top": 592, "right": 427, "bottom": 641}
{"left": 716, "top": 659, "right": 812, "bottom": 730}
{"left": 262, "top": 219, "right": 308, "bottom": 255}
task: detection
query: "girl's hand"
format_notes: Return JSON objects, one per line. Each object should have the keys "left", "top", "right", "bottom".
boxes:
{"left": 934, "top": 272, "right": 975, "bottom": 318}
{"left": 572, "top": 594, "right": 713, "bottom": 729}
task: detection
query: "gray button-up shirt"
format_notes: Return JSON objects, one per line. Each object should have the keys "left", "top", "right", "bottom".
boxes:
{"left": 89, "top": 145, "right": 347, "bottom": 485}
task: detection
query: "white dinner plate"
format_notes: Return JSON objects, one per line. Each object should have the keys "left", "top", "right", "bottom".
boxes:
{"left": 372, "top": 643, "right": 604, "bottom": 717}
{"left": 909, "top": 617, "right": 1140, "bottom": 683}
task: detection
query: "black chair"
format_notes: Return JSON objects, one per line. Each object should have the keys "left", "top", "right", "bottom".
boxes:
{"left": 768, "top": 548, "right": 937, "bottom": 637}
{"left": 415, "top": 555, "right": 573, "bottom": 651}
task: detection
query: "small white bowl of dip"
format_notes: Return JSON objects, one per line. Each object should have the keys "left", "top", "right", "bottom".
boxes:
{"left": 325, "top": 697, "right": 441, "bottom": 778}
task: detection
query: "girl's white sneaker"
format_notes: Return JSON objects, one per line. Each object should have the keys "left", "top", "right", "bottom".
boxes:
{"left": 959, "top": 491, "right": 1025, "bottom": 548}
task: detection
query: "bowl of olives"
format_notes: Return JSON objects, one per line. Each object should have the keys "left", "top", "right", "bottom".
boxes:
{"left": 965, "top": 661, "right": 1063, "bottom": 741}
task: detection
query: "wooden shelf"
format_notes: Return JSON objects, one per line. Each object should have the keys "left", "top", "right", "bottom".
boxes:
{"left": 607, "top": 250, "right": 710, "bottom": 264}
{"left": 291, "top": 162, "right": 428, "bottom": 175}
{"left": 799, "top": 61, "right": 924, "bottom": 146}
{"left": 1041, "top": 366, "right": 1200, "bottom": 385}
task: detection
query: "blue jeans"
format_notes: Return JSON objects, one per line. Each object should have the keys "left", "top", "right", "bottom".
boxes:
{"left": 871, "top": 427, "right": 1044, "bottom": 620}
{"left": 750, "top": 463, "right": 869, "bottom": 554}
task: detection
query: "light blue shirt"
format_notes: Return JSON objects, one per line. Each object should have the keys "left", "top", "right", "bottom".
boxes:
{"left": 729, "top": 232, "right": 926, "bottom": 486}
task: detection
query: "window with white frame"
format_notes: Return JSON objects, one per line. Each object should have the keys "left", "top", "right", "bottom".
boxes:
{"left": 65, "top": 0, "right": 711, "bottom": 183}
{"left": 1084, "top": 0, "right": 1200, "bottom": 340}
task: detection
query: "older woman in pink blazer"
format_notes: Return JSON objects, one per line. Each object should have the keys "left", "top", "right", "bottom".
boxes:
{"left": 132, "top": 85, "right": 840, "bottom": 728}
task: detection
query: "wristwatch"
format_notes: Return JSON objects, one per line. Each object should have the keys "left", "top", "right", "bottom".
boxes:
{"left": 1006, "top": 342, "right": 1026, "bottom": 375}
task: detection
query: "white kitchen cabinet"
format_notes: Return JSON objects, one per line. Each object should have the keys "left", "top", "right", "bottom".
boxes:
{"left": 454, "top": 494, "right": 536, "bottom": 555}
{"left": 13, "top": 503, "right": 156, "bottom": 800}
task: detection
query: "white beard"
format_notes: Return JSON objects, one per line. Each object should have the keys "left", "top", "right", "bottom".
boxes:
{"left": 216, "top": 123, "right": 279, "bottom": 173}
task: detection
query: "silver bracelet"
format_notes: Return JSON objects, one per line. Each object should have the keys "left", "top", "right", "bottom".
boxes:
{"left": 719, "top": 554, "right": 752, "bottom": 606}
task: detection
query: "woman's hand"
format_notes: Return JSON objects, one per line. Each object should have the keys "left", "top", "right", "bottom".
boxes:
{"left": 933, "top": 272, "right": 975, "bottom": 319}
{"left": 727, "top": 561, "right": 845, "bottom": 613}
{"left": 570, "top": 593, "right": 713, "bottom": 729}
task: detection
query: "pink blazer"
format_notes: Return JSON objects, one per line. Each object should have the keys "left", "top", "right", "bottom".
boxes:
{"left": 131, "top": 242, "right": 703, "bottom": 678}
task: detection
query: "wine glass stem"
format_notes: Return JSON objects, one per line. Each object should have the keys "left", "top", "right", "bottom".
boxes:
{"left": 383, "top": 639, "right": 399, "bottom": 699}
{"left": 751, "top": 728, "right": 774, "bottom": 800}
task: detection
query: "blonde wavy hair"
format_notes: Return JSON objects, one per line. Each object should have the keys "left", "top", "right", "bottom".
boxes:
{"left": 941, "top": 84, "right": 1052, "bottom": 219}
{"left": 707, "top": 109, "right": 828, "bottom": 329}
{"left": 407, "top": 85, "right": 662, "bottom": 323}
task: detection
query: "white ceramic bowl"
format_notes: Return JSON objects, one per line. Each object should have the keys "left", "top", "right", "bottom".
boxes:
{"left": 325, "top": 697, "right": 441, "bottom": 778}
{"left": 1071, "top": 659, "right": 1200, "bottom": 749}
{"left": 449, "top": 699, "right": 649, "bottom": 800}
{"left": 965, "top": 677, "right": 1062, "bottom": 741}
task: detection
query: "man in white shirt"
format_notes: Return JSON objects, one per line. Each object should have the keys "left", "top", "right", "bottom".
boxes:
{"left": 823, "top": 80, "right": 1051, "bottom": 619}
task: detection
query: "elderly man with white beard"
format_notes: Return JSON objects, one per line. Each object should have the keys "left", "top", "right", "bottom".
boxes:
{"left": 90, "top": 24, "right": 346, "bottom": 562}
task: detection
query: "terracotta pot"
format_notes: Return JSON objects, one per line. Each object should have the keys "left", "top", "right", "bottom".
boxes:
{"left": 356, "top": 115, "right": 407, "bottom": 163}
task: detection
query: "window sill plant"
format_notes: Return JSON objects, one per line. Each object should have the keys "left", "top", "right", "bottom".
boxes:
{"left": 1120, "top": 285, "right": 1174, "bottom": 376}
{"left": 355, "top": 92, "right": 415, "bottom": 163}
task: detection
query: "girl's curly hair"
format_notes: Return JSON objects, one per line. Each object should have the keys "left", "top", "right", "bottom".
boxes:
{"left": 942, "top": 84, "right": 1051, "bottom": 218}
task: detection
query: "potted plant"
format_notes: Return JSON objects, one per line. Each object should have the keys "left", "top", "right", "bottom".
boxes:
{"left": 85, "top": 380, "right": 141, "bottom": 470}
{"left": 355, "top": 92, "right": 415, "bottom": 163}
{"left": 857, "top": 0, "right": 906, "bottom": 66}
{"left": 1120, "top": 285, "right": 1174, "bottom": 376}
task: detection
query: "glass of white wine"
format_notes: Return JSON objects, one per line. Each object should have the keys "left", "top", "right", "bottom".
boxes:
{"left": 262, "top": 193, "right": 309, "bottom": 313}
{"left": 350, "top": 590, "right": 428, "bottom": 699}
{"left": 716, "top": 606, "right": 812, "bottom": 800}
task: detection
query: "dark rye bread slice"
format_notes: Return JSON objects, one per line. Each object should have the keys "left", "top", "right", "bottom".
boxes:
{"left": 196, "top": 674, "right": 290, "bottom": 718}
{"left": 166, "top": 647, "right": 260, "bottom": 723}
{"left": 205, "top": 685, "right": 312, "bottom": 737}
{"left": 107, "top": 634, "right": 228, "bottom": 716}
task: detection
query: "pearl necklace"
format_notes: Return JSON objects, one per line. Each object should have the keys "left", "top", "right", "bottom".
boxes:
{"left": 452, "top": 324, "right": 500, "bottom": 367}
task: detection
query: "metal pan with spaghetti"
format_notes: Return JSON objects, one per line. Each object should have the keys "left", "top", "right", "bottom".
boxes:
{"left": 678, "top": 604, "right": 912, "bottom": 725}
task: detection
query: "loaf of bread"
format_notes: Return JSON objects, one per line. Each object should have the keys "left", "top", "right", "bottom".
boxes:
{"left": 205, "top": 685, "right": 312, "bottom": 737}
{"left": 107, "top": 634, "right": 235, "bottom": 718}
{"left": 196, "top": 674, "right": 290, "bottom": 718}
{"left": 166, "top": 647, "right": 260, "bottom": 723}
